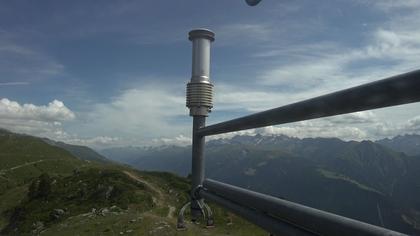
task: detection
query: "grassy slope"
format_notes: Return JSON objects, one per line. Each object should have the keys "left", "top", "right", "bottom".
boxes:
{"left": 0, "top": 131, "right": 87, "bottom": 185}
{"left": 0, "top": 130, "right": 266, "bottom": 235}
{"left": 0, "top": 130, "right": 93, "bottom": 230}
{"left": 41, "top": 170, "right": 266, "bottom": 236}
{"left": 45, "top": 139, "right": 110, "bottom": 163}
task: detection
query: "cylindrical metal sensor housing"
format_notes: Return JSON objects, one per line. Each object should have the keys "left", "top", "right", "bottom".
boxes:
{"left": 186, "top": 29, "right": 215, "bottom": 116}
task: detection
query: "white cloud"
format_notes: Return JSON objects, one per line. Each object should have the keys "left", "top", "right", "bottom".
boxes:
{"left": 372, "top": 0, "right": 420, "bottom": 11}
{"left": 207, "top": 113, "right": 420, "bottom": 143}
{"left": 257, "top": 27, "right": 420, "bottom": 89}
{"left": 215, "top": 83, "right": 289, "bottom": 112}
{"left": 65, "top": 136, "right": 121, "bottom": 147}
{"left": 206, "top": 121, "right": 369, "bottom": 141}
{"left": 0, "top": 98, "right": 123, "bottom": 148}
{"left": 206, "top": 4, "right": 420, "bottom": 143}
{"left": 403, "top": 116, "right": 420, "bottom": 133}
{"left": 207, "top": 112, "right": 376, "bottom": 141}
{"left": 151, "top": 134, "right": 191, "bottom": 147}
{"left": 258, "top": 122, "right": 369, "bottom": 141}
{"left": 74, "top": 84, "right": 189, "bottom": 146}
{"left": 0, "top": 82, "right": 30, "bottom": 86}
{"left": 0, "top": 98, "right": 75, "bottom": 139}
{"left": 0, "top": 98, "right": 75, "bottom": 122}
{"left": 325, "top": 111, "right": 377, "bottom": 125}
{"left": 3, "top": 1, "right": 420, "bottom": 148}
{"left": 252, "top": 0, "right": 420, "bottom": 92}
{"left": 207, "top": 129, "right": 263, "bottom": 141}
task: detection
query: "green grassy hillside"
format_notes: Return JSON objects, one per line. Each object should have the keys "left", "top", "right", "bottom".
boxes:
{"left": 0, "top": 129, "right": 90, "bottom": 197}
{"left": 43, "top": 138, "right": 110, "bottom": 163}
{"left": 0, "top": 129, "right": 104, "bottom": 231}
{"left": 0, "top": 130, "right": 266, "bottom": 235}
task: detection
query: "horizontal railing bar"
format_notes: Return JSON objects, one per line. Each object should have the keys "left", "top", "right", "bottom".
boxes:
{"left": 200, "top": 189, "right": 317, "bottom": 236}
{"left": 203, "top": 179, "right": 406, "bottom": 236}
{"left": 198, "top": 69, "right": 420, "bottom": 136}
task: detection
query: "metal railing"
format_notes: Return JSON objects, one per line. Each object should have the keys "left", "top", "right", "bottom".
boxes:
{"left": 177, "top": 28, "right": 419, "bottom": 236}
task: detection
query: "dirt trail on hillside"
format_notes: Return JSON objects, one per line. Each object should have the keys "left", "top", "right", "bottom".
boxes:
{"left": 123, "top": 171, "right": 177, "bottom": 219}
{"left": 167, "top": 205, "right": 176, "bottom": 218}
{"left": 0, "top": 160, "right": 46, "bottom": 173}
{"left": 123, "top": 171, "right": 163, "bottom": 198}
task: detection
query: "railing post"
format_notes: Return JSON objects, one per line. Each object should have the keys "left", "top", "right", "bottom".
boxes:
{"left": 190, "top": 116, "right": 206, "bottom": 219}
{"left": 178, "top": 28, "right": 215, "bottom": 227}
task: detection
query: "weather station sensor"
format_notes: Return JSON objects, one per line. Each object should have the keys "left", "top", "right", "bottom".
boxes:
{"left": 178, "top": 28, "right": 216, "bottom": 229}
{"left": 186, "top": 29, "right": 215, "bottom": 117}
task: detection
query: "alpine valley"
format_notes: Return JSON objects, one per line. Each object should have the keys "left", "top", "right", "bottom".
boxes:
{"left": 101, "top": 134, "right": 420, "bottom": 235}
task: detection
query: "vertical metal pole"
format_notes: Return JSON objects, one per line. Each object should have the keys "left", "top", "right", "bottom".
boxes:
{"left": 185, "top": 28, "right": 215, "bottom": 220}
{"left": 191, "top": 117, "right": 206, "bottom": 219}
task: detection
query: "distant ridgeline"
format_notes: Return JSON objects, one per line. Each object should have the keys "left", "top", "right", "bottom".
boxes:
{"left": 0, "top": 129, "right": 268, "bottom": 235}
{"left": 102, "top": 134, "right": 420, "bottom": 235}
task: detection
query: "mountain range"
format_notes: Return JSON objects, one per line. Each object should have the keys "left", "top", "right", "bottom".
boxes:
{"left": 101, "top": 134, "right": 420, "bottom": 235}
{"left": 1, "top": 127, "right": 419, "bottom": 234}
{"left": 377, "top": 134, "right": 420, "bottom": 156}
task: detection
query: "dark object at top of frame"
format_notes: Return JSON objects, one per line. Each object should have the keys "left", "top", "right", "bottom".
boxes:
{"left": 246, "top": 0, "right": 262, "bottom": 6}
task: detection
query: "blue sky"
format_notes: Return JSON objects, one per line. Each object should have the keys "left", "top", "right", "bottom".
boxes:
{"left": 1, "top": 0, "right": 420, "bottom": 148}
